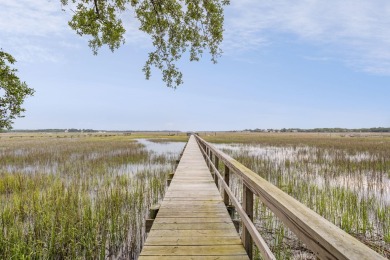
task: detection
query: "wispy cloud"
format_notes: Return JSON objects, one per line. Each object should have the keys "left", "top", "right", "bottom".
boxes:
{"left": 0, "top": 0, "right": 75, "bottom": 63}
{"left": 0, "top": 1, "right": 153, "bottom": 62}
{"left": 0, "top": 0, "right": 66, "bottom": 36}
{"left": 2, "top": 0, "right": 390, "bottom": 74}
{"left": 223, "top": 0, "right": 390, "bottom": 74}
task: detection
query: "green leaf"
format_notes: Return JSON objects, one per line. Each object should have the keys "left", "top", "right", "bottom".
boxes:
{"left": 0, "top": 50, "right": 35, "bottom": 130}
{"left": 61, "top": 0, "right": 229, "bottom": 88}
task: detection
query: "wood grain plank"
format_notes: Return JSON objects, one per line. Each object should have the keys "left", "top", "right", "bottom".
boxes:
{"left": 148, "top": 227, "right": 238, "bottom": 236}
{"left": 144, "top": 236, "right": 242, "bottom": 246}
{"left": 151, "top": 222, "right": 237, "bottom": 231}
{"left": 139, "top": 255, "right": 249, "bottom": 260}
{"left": 140, "top": 245, "right": 248, "bottom": 256}
{"left": 153, "top": 217, "right": 233, "bottom": 224}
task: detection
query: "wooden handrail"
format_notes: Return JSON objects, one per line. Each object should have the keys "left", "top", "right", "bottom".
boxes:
{"left": 194, "top": 135, "right": 386, "bottom": 260}
{"left": 197, "top": 138, "right": 276, "bottom": 260}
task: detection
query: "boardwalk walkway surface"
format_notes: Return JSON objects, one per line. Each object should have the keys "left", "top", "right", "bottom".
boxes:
{"left": 139, "top": 135, "right": 249, "bottom": 259}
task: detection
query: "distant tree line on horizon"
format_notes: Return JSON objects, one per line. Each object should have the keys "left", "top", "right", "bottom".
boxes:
{"left": 1, "top": 129, "right": 182, "bottom": 133}
{"left": 2, "top": 127, "right": 390, "bottom": 134}
{"left": 2, "top": 129, "right": 99, "bottom": 133}
{"left": 244, "top": 127, "right": 390, "bottom": 133}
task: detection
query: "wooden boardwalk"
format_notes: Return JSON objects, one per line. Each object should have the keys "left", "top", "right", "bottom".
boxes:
{"left": 139, "top": 135, "right": 249, "bottom": 259}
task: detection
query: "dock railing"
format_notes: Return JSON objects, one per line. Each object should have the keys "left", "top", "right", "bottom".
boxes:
{"left": 194, "top": 135, "right": 385, "bottom": 260}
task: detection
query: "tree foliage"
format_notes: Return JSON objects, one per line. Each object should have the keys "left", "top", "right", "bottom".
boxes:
{"left": 61, "top": 0, "right": 230, "bottom": 88}
{"left": 0, "top": 50, "right": 35, "bottom": 130}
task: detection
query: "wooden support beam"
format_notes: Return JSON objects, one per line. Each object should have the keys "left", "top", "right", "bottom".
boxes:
{"left": 227, "top": 205, "right": 235, "bottom": 218}
{"left": 175, "top": 159, "right": 180, "bottom": 170}
{"left": 149, "top": 204, "right": 160, "bottom": 219}
{"left": 145, "top": 219, "right": 154, "bottom": 233}
{"left": 232, "top": 219, "right": 240, "bottom": 233}
{"left": 168, "top": 172, "right": 174, "bottom": 179}
{"left": 146, "top": 204, "right": 160, "bottom": 233}
{"left": 167, "top": 172, "right": 174, "bottom": 186}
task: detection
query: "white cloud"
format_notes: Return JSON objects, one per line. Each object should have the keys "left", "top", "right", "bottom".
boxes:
{"left": 0, "top": 0, "right": 66, "bottom": 36}
{"left": 0, "top": 0, "right": 152, "bottom": 63}
{"left": 2, "top": 0, "right": 390, "bottom": 74}
{"left": 223, "top": 0, "right": 390, "bottom": 74}
{"left": 0, "top": 0, "right": 73, "bottom": 63}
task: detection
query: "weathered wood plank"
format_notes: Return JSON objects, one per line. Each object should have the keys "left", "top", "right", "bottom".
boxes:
{"left": 157, "top": 207, "right": 228, "bottom": 213}
{"left": 139, "top": 256, "right": 249, "bottom": 260}
{"left": 153, "top": 217, "right": 233, "bottom": 224}
{"left": 147, "top": 229, "right": 240, "bottom": 238}
{"left": 151, "top": 222, "right": 237, "bottom": 230}
{"left": 159, "top": 201, "right": 226, "bottom": 206}
{"left": 162, "top": 197, "right": 223, "bottom": 201}
{"left": 144, "top": 236, "right": 243, "bottom": 246}
{"left": 164, "top": 193, "right": 221, "bottom": 197}
{"left": 140, "top": 245, "right": 248, "bottom": 256}
{"left": 156, "top": 212, "right": 230, "bottom": 218}
{"left": 160, "top": 203, "right": 224, "bottom": 208}
{"left": 157, "top": 205, "right": 228, "bottom": 211}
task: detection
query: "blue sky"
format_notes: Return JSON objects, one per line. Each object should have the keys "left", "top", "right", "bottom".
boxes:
{"left": 1, "top": 0, "right": 389, "bottom": 131}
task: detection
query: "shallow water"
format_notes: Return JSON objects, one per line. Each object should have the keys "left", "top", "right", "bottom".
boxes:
{"left": 213, "top": 142, "right": 390, "bottom": 259}
{"left": 213, "top": 142, "right": 390, "bottom": 204}
{"left": 136, "top": 139, "right": 186, "bottom": 155}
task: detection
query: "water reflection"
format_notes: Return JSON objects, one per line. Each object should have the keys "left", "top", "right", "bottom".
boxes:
{"left": 213, "top": 142, "right": 390, "bottom": 258}
{"left": 213, "top": 142, "right": 390, "bottom": 204}
{"left": 136, "top": 139, "right": 186, "bottom": 155}
{"left": 117, "top": 163, "right": 172, "bottom": 176}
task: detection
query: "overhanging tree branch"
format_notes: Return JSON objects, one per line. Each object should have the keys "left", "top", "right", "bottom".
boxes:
{"left": 0, "top": 50, "right": 35, "bottom": 130}
{"left": 93, "top": 0, "right": 100, "bottom": 16}
{"left": 61, "top": 0, "right": 230, "bottom": 88}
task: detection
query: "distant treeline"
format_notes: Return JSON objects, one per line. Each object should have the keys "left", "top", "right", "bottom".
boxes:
{"left": 3, "top": 129, "right": 182, "bottom": 133}
{"left": 244, "top": 127, "right": 390, "bottom": 133}
{"left": 5, "top": 128, "right": 100, "bottom": 133}
{"left": 3, "top": 128, "right": 390, "bottom": 134}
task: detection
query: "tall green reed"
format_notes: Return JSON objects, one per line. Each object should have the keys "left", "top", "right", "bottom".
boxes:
{"left": 0, "top": 134, "right": 182, "bottom": 259}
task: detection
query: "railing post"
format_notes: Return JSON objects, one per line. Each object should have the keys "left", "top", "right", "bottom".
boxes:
{"left": 209, "top": 150, "right": 213, "bottom": 171}
{"left": 214, "top": 156, "right": 219, "bottom": 186}
{"left": 243, "top": 183, "right": 253, "bottom": 260}
{"left": 205, "top": 147, "right": 209, "bottom": 166}
{"left": 207, "top": 146, "right": 210, "bottom": 168}
{"left": 224, "top": 165, "right": 230, "bottom": 206}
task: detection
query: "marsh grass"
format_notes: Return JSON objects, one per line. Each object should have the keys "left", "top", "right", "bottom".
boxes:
{"left": 206, "top": 132, "right": 390, "bottom": 259}
{"left": 0, "top": 133, "right": 183, "bottom": 259}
